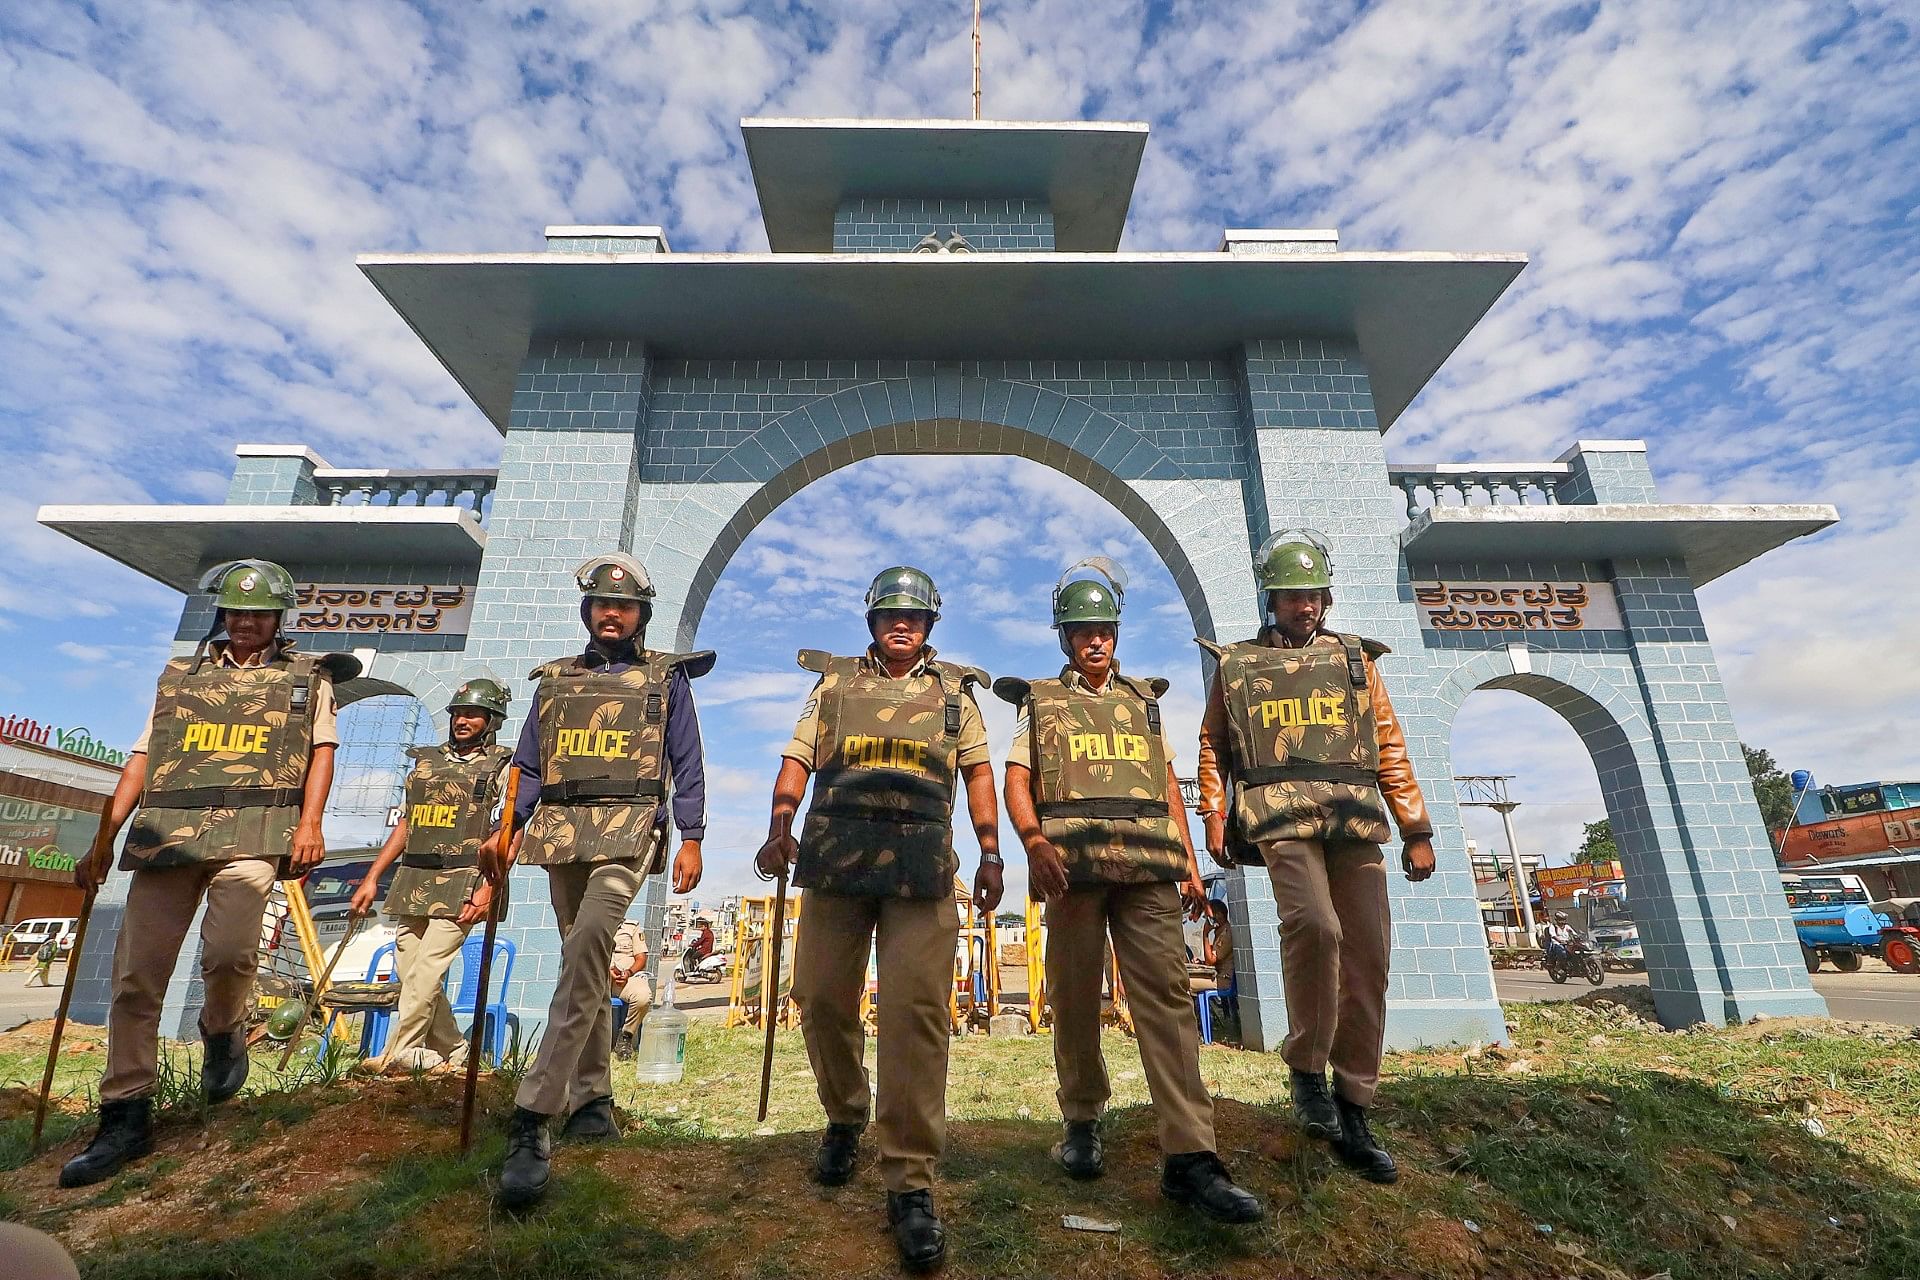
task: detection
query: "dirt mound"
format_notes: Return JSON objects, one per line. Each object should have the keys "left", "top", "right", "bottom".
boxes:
{"left": 1732, "top": 1013, "right": 1918, "bottom": 1044}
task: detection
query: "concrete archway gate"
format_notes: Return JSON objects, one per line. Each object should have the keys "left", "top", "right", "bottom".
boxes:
{"left": 43, "top": 117, "right": 1836, "bottom": 1046}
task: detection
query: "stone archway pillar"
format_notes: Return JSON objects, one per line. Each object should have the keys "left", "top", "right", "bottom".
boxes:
{"left": 1228, "top": 339, "right": 1509, "bottom": 1052}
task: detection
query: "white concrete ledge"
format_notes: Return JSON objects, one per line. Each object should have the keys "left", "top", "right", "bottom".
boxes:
{"left": 37, "top": 505, "right": 487, "bottom": 592}
{"left": 1556, "top": 439, "right": 1647, "bottom": 460}
{"left": 1401, "top": 502, "right": 1839, "bottom": 586}
{"left": 234, "top": 443, "right": 330, "bottom": 466}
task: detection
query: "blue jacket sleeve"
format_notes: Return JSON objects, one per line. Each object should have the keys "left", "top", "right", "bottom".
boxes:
{"left": 664, "top": 667, "right": 707, "bottom": 840}
{"left": 510, "top": 692, "right": 543, "bottom": 830}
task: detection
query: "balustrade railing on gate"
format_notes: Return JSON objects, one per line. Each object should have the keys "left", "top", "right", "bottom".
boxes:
{"left": 312, "top": 468, "right": 497, "bottom": 522}
{"left": 1386, "top": 463, "right": 1571, "bottom": 520}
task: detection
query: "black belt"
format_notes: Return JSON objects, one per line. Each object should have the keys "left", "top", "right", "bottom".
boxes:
{"left": 1239, "top": 763, "right": 1379, "bottom": 788}
{"left": 1037, "top": 798, "right": 1166, "bottom": 821}
{"left": 144, "top": 786, "right": 304, "bottom": 810}
{"left": 539, "top": 778, "right": 666, "bottom": 804}
{"left": 810, "top": 806, "right": 949, "bottom": 827}
{"left": 399, "top": 854, "right": 479, "bottom": 871}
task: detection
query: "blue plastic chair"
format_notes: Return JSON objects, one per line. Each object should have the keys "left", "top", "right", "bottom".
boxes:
{"left": 1195, "top": 974, "right": 1238, "bottom": 1046}
{"left": 449, "top": 934, "right": 515, "bottom": 1066}
{"left": 354, "top": 941, "right": 401, "bottom": 1058}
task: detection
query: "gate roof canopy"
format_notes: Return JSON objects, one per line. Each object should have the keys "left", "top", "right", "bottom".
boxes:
{"left": 358, "top": 249, "right": 1525, "bottom": 436}
{"left": 740, "top": 118, "right": 1149, "bottom": 253}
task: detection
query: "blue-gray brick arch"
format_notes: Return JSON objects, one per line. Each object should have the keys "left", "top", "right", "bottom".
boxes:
{"left": 637, "top": 377, "right": 1245, "bottom": 651}
{"left": 1426, "top": 645, "right": 1812, "bottom": 1027}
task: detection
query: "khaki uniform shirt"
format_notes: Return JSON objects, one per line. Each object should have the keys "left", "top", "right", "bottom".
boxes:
{"left": 782, "top": 645, "right": 990, "bottom": 770}
{"left": 612, "top": 920, "right": 647, "bottom": 976}
{"left": 130, "top": 640, "right": 340, "bottom": 755}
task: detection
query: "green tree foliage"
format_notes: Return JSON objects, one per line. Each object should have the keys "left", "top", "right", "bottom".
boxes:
{"left": 1743, "top": 743, "right": 1796, "bottom": 833}
{"left": 1579, "top": 819, "right": 1617, "bottom": 862}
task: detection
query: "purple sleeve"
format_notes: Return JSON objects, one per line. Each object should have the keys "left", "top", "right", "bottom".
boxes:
{"left": 510, "top": 691, "right": 543, "bottom": 830}
{"left": 665, "top": 667, "right": 706, "bottom": 840}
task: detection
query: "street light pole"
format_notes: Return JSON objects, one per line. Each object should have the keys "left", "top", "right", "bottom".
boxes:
{"left": 1455, "top": 775, "right": 1537, "bottom": 943}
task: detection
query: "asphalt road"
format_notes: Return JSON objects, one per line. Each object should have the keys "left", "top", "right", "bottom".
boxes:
{"left": 0, "top": 965, "right": 63, "bottom": 1029}
{"left": 1495, "top": 965, "right": 1920, "bottom": 1026}
{"left": 11, "top": 962, "right": 1915, "bottom": 1034}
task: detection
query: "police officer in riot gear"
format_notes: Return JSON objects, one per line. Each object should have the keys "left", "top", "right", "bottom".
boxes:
{"left": 64, "top": 559, "right": 356, "bottom": 1187}
{"left": 1196, "top": 530, "right": 1435, "bottom": 1185}
{"left": 349, "top": 677, "right": 513, "bottom": 1072}
{"left": 998, "top": 560, "right": 1262, "bottom": 1223}
{"left": 757, "top": 566, "right": 1001, "bottom": 1273}
{"left": 482, "top": 554, "right": 713, "bottom": 1210}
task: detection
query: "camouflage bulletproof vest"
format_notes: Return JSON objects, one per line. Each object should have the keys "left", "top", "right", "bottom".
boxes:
{"left": 796, "top": 650, "right": 983, "bottom": 899}
{"left": 521, "top": 650, "right": 710, "bottom": 868}
{"left": 1013, "top": 670, "right": 1187, "bottom": 886}
{"left": 385, "top": 742, "right": 510, "bottom": 921}
{"left": 126, "top": 649, "right": 322, "bottom": 869}
{"left": 1201, "top": 631, "right": 1392, "bottom": 849}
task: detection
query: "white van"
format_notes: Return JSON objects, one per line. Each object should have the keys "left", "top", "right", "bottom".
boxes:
{"left": 6, "top": 917, "right": 78, "bottom": 960}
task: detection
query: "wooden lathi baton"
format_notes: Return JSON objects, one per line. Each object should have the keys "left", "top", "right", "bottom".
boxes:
{"left": 460, "top": 765, "right": 519, "bottom": 1155}
{"left": 756, "top": 866, "right": 789, "bottom": 1124}
{"left": 32, "top": 794, "right": 114, "bottom": 1152}
{"left": 278, "top": 905, "right": 367, "bottom": 1072}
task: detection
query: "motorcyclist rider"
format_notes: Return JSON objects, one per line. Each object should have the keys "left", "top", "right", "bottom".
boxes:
{"left": 1541, "top": 911, "right": 1579, "bottom": 963}
{"left": 684, "top": 916, "right": 716, "bottom": 969}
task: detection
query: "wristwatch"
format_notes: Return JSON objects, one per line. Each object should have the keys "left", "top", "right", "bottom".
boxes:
{"left": 979, "top": 851, "right": 1005, "bottom": 868}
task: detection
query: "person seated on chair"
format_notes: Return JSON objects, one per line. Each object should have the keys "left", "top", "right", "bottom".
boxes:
{"left": 611, "top": 919, "right": 653, "bottom": 1061}
{"left": 1205, "top": 900, "right": 1234, "bottom": 993}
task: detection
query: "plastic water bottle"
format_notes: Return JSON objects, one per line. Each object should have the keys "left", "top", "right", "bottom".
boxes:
{"left": 633, "top": 966, "right": 688, "bottom": 1084}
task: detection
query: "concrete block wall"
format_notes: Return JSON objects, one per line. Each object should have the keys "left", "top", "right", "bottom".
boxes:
{"left": 226, "top": 446, "right": 322, "bottom": 506}
{"left": 832, "top": 198, "right": 1054, "bottom": 252}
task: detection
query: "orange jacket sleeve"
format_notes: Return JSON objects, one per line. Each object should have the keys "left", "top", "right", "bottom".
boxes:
{"left": 1196, "top": 671, "right": 1231, "bottom": 817}
{"left": 1368, "top": 658, "right": 1432, "bottom": 838}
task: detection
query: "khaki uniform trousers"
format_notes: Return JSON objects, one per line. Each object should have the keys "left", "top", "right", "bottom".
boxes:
{"left": 619, "top": 972, "right": 653, "bottom": 1037}
{"left": 386, "top": 916, "right": 472, "bottom": 1062}
{"left": 1262, "top": 837, "right": 1391, "bottom": 1107}
{"left": 1046, "top": 881, "right": 1216, "bottom": 1155}
{"left": 792, "top": 891, "right": 959, "bottom": 1194}
{"left": 102, "top": 858, "right": 278, "bottom": 1103}
{"left": 515, "top": 859, "right": 644, "bottom": 1116}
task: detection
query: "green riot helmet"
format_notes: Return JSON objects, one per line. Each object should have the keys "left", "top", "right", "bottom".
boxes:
{"left": 264, "top": 1000, "right": 305, "bottom": 1042}
{"left": 198, "top": 559, "right": 298, "bottom": 612}
{"left": 447, "top": 677, "right": 511, "bottom": 720}
{"left": 864, "top": 566, "right": 942, "bottom": 621}
{"left": 1254, "top": 529, "right": 1335, "bottom": 592}
{"left": 1051, "top": 557, "right": 1126, "bottom": 628}
{"left": 574, "top": 553, "right": 656, "bottom": 604}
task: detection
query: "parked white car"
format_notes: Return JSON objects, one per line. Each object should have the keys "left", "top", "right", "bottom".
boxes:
{"left": 5, "top": 917, "right": 78, "bottom": 959}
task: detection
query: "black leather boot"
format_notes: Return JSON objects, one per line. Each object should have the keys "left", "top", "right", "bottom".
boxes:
{"left": 1161, "top": 1151, "right": 1265, "bottom": 1223}
{"left": 497, "top": 1107, "right": 553, "bottom": 1209}
{"left": 613, "top": 1031, "right": 636, "bottom": 1061}
{"left": 1331, "top": 1094, "right": 1398, "bottom": 1184}
{"left": 560, "top": 1095, "right": 620, "bottom": 1141}
{"left": 201, "top": 1026, "right": 249, "bottom": 1104}
{"left": 1055, "top": 1119, "right": 1103, "bottom": 1180}
{"left": 887, "top": 1188, "right": 947, "bottom": 1272}
{"left": 813, "top": 1120, "right": 864, "bottom": 1186}
{"left": 1290, "top": 1067, "right": 1340, "bottom": 1141}
{"left": 59, "top": 1098, "right": 155, "bottom": 1188}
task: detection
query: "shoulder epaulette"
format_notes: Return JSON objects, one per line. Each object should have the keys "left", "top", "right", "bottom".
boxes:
{"left": 659, "top": 650, "right": 717, "bottom": 679}
{"left": 796, "top": 649, "right": 832, "bottom": 674}
{"left": 991, "top": 676, "right": 1032, "bottom": 707}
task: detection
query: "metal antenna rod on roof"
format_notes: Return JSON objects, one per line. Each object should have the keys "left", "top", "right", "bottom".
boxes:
{"left": 972, "top": 0, "right": 982, "bottom": 119}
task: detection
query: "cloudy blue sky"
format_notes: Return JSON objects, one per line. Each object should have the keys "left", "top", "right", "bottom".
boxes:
{"left": 1, "top": 1, "right": 1915, "bottom": 906}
